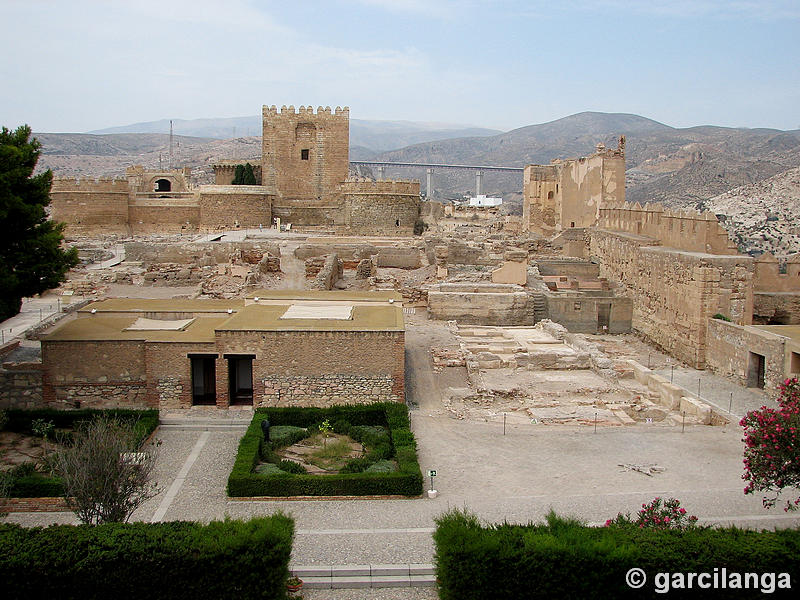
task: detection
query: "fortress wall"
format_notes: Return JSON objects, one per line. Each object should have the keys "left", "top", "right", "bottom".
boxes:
{"left": 197, "top": 186, "right": 273, "bottom": 229}
{"left": 343, "top": 180, "right": 420, "bottom": 236}
{"left": 598, "top": 202, "right": 737, "bottom": 254}
{"left": 50, "top": 177, "right": 130, "bottom": 234}
{"left": 591, "top": 229, "right": 753, "bottom": 368}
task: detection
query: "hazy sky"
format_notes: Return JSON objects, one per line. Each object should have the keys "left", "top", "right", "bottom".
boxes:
{"left": 2, "top": 0, "right": 798, "bottom": 133}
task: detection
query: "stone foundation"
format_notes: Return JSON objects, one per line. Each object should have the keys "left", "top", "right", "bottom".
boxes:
{"left": 259, "top": 374, "right": 399, "bottom": 407}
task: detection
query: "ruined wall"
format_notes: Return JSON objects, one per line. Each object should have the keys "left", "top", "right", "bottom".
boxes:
{"left": 545, "top": 293, "right": 632, "bottom": 334}
{"left": 754, "top": 253, "right": 800, "bottom": 292}
{"left": 590, "top": 229, "right": 753, "bottom": 368}
{"left": 41, "top": 340, "right": 149, "bottom": 408}
{"left": 197, "top": 185, "right": 273, "bottom": 229}
{"left": 215, "top": 329, "right": 405, "bottom": 407}
{"left": 706, "top": 320, "right": 788, "bottom": 399}
{"left": 341, "top": 180, "right": 420, "bottom": 236}
{"left": 536, "top": 258, "right": 600, "bottom": 279}
{"left": 50, "top": 177, "right": 130, "bottom": 234}
{"left": 125, "top": 240, "right": 281, "bottom": 266}
{"left": 310, "top": 254, "right": 343, "bottom": 290}
{"left": 753, "top": 292, "right": 800, "bottom": 325}
{"left": 261, "top": 104, "right": 349, "bottom": 202}
{"left": 598, "top": 202, "right": 737, "bottom": 254}
{"left": 427, "top": 283, "right": 532, "bottom": 326}
{"left": 522, "top": 140, "right": 625, "bottom": 235}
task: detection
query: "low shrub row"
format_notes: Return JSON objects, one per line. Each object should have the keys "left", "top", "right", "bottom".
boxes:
{"left": 2, "top": 409, "right": 159, "bottom": 498}
{"left": 434, "top": 509, "right": 800, "bottom": 599}
{"left": 0, "top": 515, "right": 294, "bottom": 600}
{"left": 227, "top": 403, "right": 423, "bottom": 497}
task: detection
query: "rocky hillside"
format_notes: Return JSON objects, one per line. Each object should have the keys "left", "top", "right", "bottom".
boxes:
{"left": 706, "top": 166, "right": 800, "bottom": 258}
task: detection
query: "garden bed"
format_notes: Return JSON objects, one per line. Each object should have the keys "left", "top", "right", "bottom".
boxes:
{"left": 0, "top": 409, "right": 159, "bottom": 498}
{"left": 228, "top": 404, "right": 423, "bottom": 497}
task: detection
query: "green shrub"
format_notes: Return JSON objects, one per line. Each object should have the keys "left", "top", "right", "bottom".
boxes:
{"left": 0, "top": 515, "right": 294, "bottom": 600}
{"left": 2, "top": 409, "right": 159, "bottom": 498}
{"left": 365, "top": 460, "right": 398, "bottom": 473}
{"left": 349, "top": 425, "right": 390, "bottom": 448}
{"left": 278, "top": 460, "right": 307, "bottom": 474}
{"left": 331, "top": 419, "right": 352, "bottom": 435}
{"left": 712, "top": 313, "right": 732, "bottom": 322}
{"left": 266, "top": 425, "right": 308, "bottom": 449}
{"left": 340, "top": 457, "right": 371, "bottom": 473}
{"left": 434, "top": 509, "right": 800, "bottom": 600}
{"left": 228, "top": 404, "right": 422, "bottom": 497}
{"left": 255, "top": 463, "right": 286, "bottom": 475}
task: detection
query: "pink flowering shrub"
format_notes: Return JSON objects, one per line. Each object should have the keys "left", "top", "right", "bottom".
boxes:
{"left": 605, "top": 497, "right": 698, "bottom": 530}
{"left": 741, "top": 377, "right": 800, "bottom": 511}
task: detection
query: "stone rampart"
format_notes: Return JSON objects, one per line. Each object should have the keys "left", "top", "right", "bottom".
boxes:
{"left": 598, "top": 201, "right": 737, "bottom": 254}
{"left": 590, "top": 228, "right": 753, "bottom": 368}
{"left": 754, "top": 253, "right": 800, "bottom": 292}
{"left": 50, "top": 177, "right": 130, "bottom": 234}
{"left": 197, "top": 185, "right": 272, "bottom": 229}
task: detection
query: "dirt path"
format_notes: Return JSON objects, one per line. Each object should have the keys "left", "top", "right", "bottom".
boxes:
{"left": 277, "top": 241, "right": 306, "bottom": 290}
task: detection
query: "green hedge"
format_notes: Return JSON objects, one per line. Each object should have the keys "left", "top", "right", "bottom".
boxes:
{"left": 434, "top": 509, "right": 800, "bottom": 599}
{"left": 0, "top": 515, "right": 293, "bottom": 600}
{"left": 228, "top": 403, "right": 422, "bottom": 497}
{"left": 3, "top": 409, "right": 159, "bottom": 498}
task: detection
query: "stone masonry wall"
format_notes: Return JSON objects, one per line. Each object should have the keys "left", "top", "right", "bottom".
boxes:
{"left": 50, "top": 177, "right": 130, "bottom": 235}
{"left": 591, "top": 229, "right": 753, "bottom": 368}
{"left": 215, "top": 329, "right": 405, "bottom": 407}
{"left": 198, "top": 186, "right": 273, "bottom": 229}
{"left": 706, "top": 319, "right": 787, "bottom": 399}
{"left": 0, "top": 364, "right": 43, "bottom": 410}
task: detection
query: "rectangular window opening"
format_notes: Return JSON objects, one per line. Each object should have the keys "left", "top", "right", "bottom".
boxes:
{"left": 791, "top": 351, "right": 800, "bottom": 374}
{"left": 300, "top": 149, "right": 310, "bottom": 160}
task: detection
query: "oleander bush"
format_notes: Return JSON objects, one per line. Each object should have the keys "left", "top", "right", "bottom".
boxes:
{"left": 228, "top": 403, "right": 422, "bottom": 497}
{"left": 0, "top": 515, "right": 293, "bottom": 600}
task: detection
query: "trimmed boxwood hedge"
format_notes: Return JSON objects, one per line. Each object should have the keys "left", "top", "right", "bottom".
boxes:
{"left": 0, "top": 515, "right": 293, "bottom": 600}
{"left": 227, "top": 403, "right": 423, "bottom": 497}
{"left": 3, "top": 409, "right": 159, "bottom": 498}
{"left": 434, "top": 509, "right": 800, "bottom": 599}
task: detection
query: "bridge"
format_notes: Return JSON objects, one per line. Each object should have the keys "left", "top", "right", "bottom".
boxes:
{"left": 349, "top": 160, "right": 524, "bottom": 198}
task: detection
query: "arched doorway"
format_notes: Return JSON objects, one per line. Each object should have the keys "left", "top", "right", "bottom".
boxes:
{"left": 154, "top": 178, "right": 172, "bottom": 192}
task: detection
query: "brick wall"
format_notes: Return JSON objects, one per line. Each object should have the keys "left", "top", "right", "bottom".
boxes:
{"left": 145, "top": 342, "right": 217, "bottom": 409}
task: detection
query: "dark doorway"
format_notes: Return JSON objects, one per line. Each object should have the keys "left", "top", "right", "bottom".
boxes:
{"left": 190, "top": 355, "right": 217, "bottom": 405}
{"left": 747, "top": 352, "right": 766, "bottom": 389}
{"left": 790, "top": 351, "right": 800, "bottom": 375}
{"left": 227, "top": 355, "right": 254, "bottom": 405}
{"left": 155, "top": 178, "right": 172, "bottom": 192}
{"left": 597, "top": 303, "right": 611, "bottom": 333}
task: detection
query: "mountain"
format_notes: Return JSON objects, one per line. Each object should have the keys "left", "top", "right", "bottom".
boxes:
{"left": 89, "top": 116, "right": 503, "bottom": 152}
{"left": 706, "top": 166, "right": 800, "bottom": 258}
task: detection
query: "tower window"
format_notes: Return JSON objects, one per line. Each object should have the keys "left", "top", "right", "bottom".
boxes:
{"left": 301, "top": 149, "right": 310, "bottom": 160}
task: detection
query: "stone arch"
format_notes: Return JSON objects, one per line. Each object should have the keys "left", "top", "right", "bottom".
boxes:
{"left": 154, "top": 178, "right": 172, "bottom": 192}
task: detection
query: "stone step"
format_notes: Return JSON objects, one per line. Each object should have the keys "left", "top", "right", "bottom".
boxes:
{"left": 158, "top": 416, "right": 251, "bottom": 430}
{"left": 290, "top": 563, "right": 436, "bottom": 589}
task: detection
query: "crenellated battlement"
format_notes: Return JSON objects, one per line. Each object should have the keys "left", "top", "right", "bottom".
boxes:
{"left": 52, "top": 177, "right": 130, "bottom": 193}
{"left": 598, "top": 201, "right": 738, "bottom": 254}
{"left": 262, "top": 104, "right": 349, "bottom": 117}
{"left": 341, "top": 178, "right": 421, "bottom": 196}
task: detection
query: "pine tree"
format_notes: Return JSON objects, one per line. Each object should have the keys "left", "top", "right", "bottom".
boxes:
{"left": 0, "top": 125, "right": 78, "bottom": 321}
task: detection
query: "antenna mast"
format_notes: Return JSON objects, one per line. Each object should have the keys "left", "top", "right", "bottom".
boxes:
{"left": 169, "top": 119, "right": 173, "bottom": 170}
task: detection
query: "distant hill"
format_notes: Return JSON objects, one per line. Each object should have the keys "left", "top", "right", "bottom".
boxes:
{"left": 89, "top": 116, "right": 503, "bottom": 152}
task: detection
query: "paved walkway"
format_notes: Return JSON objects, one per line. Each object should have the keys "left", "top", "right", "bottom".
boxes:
{"left": 654, "top": 365, "right": 778, "bottom": 419}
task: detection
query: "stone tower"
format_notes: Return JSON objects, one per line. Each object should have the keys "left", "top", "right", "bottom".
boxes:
{"left": 261, "top": 105, "right": 350, "bottom": 202}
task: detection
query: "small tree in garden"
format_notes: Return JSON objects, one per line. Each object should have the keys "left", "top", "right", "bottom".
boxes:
{"left": 54, "top": 417, "right": 159, "bottom": 524}
{"left": 741, "top": 377, "right": 800, "bottom": 511}
{"left": 605, "top": 497, "right": 698, "bottom": 530}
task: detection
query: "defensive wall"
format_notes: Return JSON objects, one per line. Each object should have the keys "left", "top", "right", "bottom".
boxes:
{"left": 341, "top": 179, "right": 421, "bottom": 236}
{"left": 50, "top": 177, "right": 130, "bottom": 234}
{"left": 590, "top": 202, "right": 754, "bottom": 368}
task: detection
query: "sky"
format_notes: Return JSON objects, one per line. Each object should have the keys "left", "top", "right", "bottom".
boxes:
{"left": 1, "top": 0, "right": 799, "bottom": 133}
